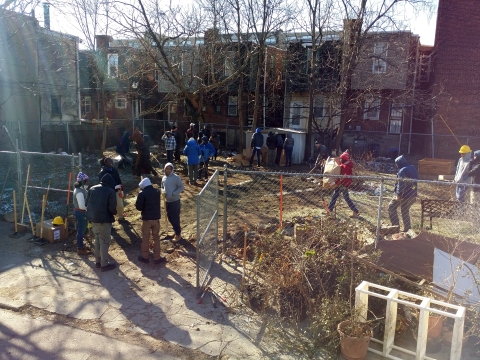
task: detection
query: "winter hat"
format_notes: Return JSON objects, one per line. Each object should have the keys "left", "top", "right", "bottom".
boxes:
{"left": 190, "top": 123, "right": 195, "bottom": 127}
{"left": 315, "top": 140, "right": 321, "bottom": 145}
{"left": 139, "top": 177, "right": 152, "bottom": 189}
{"left": 256, "top": 128, "right": 261, "bottom": 133}
{"left": 202, "top": 136, "right": 208, "bottom": 142}
{"left": 340, "top": 151, "right": 350, "bottom": 161}
{"left": 268, "top": 131, "right": 274, "bottom": 136}
{"left": 76, "top": 172, "right": 89, "bottom": 182}
{"left": 164, "top": 162, "right": 174, "bottom": 172}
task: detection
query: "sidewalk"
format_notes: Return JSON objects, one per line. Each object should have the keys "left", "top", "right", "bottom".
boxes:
{"left": 0, "top": 221, "right": 272, "bottom": 359}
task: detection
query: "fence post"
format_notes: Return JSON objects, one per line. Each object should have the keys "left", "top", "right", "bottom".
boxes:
{"left": 78, "top": 152, "right": 82, "bottom": 172}
{"left": 279, "top": 174, "right": 283, "bottom": 228}
{"left": 15, "top": 139, "right": 22, "bottom": 212}
{"left": 223, "top": 165, "right": 227, "bottom": 254}
{"left": 375, "top": 178, "right": 384, "bottom": 248}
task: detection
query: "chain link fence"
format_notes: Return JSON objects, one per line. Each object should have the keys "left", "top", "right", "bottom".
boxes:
{"left": 221, "top": 167, "right": 480, "bottom": 288}
{"left": 196, "top": 169, "right": 219, "bottom": 294}
{"left": 0, "top": 149, "right": 81, "bottom": 228}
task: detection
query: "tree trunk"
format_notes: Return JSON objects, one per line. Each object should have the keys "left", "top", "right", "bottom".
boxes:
{"left": 100, "top": 81, "right": 107, "bottom": 155}
{"left": 238, "top": 72, "right": 245, "bottom": 151}
{"left": 251, "top": 48, "right": 264, "bottom": 131}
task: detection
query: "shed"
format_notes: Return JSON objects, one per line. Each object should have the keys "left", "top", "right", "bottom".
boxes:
{"left": 245, "top": 128, "right": 306, "bottom": 165}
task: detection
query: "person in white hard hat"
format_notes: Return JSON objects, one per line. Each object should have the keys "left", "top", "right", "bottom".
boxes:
{"left": 455, "top": 145, "right": 472, "bottom": 202}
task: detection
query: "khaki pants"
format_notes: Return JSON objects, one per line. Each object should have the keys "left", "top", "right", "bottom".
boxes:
{"left": 116, "top": 191, "right": 124, "bottom": 219}
{"left": 91, "top": 222, "right": 112, "bottom": 266}
{"left": 141, "top": 219, "right": 161, "bottom": 260}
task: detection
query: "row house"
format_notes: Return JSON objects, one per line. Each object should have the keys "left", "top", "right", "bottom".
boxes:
{"left": 0, "top": 7, "right": 79, "bottom": 151}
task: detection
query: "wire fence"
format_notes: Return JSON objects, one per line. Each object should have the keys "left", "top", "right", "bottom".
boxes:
{"left": 220, "top": 167, "right": 480, "bottom": 288}
{"left": 196, "top": 169, "right": 220, "bottom": 294}
{"left": 0, "top": 148, "right": 81, "bottom": 228}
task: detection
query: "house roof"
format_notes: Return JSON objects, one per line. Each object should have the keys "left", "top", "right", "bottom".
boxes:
{"left": 376, "top": 231, "right": 480, "bottom": 282}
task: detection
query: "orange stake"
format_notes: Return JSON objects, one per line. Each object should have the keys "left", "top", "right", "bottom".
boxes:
{"left": 279, "top": 174, "right": 283, "bottom": 228}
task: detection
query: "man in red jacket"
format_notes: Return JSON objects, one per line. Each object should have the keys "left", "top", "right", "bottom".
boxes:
{"left": 327, "top": 151, "right": 360, "bottom": 217}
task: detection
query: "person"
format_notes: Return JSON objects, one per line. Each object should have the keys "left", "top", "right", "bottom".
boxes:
{"left": 199, "top": 136, "right": 216, "bottom": 180}
{"left": 197, "top": 131, "right": 204, "bottom": 145}
{"left": 283, "top": 133, "right": 294, "bottom": 167}
{"left": 133, "top": 130, "right": 158, "bottom": 177}
{"left": 162, "top": 131, "right": 176, "bottom": 164}
{"left": 209, "top": 131, "right": 220, "bottom": 160}
{"left": 327, "top": 151, "right": 359, "bottom": 217}
{"left": 313, "top": 140, "right": 328, "bottom": 171}
{"left": 185, "top": 123, "right": 197, "bottom": 142}
{"left": 455, "top": 145, "right": 472, "bottom": 202}
{"left": 161, "top": 163, "right": 185, "bottom": 242}
{"left": 99, "top": 157, "right": 126, "bottom": 222}
{"left": 249, "top": 128, "right": 264, "bottom": 167}
{"left": 467, "top": 150, "right": 480, "bottom": 204}
{"left": 116, "top": 130, "right": 131, "bottom": 169}
{"left": 388, "top": 155, "right": 418, "bottom": 232}
{"left": 86, "top": 173, "right": 117, "bottom": 272}
{"left": 135, "top": 177, "right": 166, "bottom": 264}
{"left": 184, "top": 137, "right": 201, "bottom": 185}
{"left": 73, "top": 172, "right": 91, "bottom": 255}
{"left": 171, "top": 126, "right": 181, "bottom": 162}
{"left": 275, "top": 132, "right": 283, "bottom": 166}
{"left": 266, "top": 131, "right": 277, "bottom": 167}
{"left": 203, "top": 124, "right": 211, "bottom": 139}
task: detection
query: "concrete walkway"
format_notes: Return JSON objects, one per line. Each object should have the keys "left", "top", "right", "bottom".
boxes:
{"left": 0, "top": 221, "right": 279, "bottom": 359}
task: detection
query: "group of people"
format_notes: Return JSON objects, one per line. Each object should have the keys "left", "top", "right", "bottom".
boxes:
{"left": 252, "top": 129, "right": 295, "bottom": 167}
{"left": 73, "top": 157, "right": 184, "bottom": 272}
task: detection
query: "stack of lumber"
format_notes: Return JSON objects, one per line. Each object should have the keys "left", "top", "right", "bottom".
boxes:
{"left": 418, "top": 158, "right": 456, "bottom": 179}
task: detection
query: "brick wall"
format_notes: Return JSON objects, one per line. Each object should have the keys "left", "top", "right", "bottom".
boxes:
{"left": 433, "top": 0, "right": 480, "bottom": 157}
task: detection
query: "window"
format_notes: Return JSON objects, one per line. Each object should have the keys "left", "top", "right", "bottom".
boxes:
{"left": 313, "top": 97, "right": 325, "bottom": 118}
{"left": 419, "top": 54, "right": 432, "bottom": 82}
{"left": 291, "top": 102, "right": 303, "bottom": 126}
{"left": 372, "top": 43, "right": 387, "bottom": 74}
{"left": 265, "top": 37, "right": 276, "bottom": 45}
{"left": 364, "top": 97, "right": 380, "bottom": 120}
{"left": 227, "top": 96, "right": 237, "bottom": 116}
{"left": 108, "top": 53, "right": 119, "bottom": 77}
{"left": 215, "top": 105, "right": 222, "bottom": 114}
{"left": 389, "top": 105, "right": 403, "bottom": 134}
{"left": 115, "top": 97, "right": 127, "bottom": 109}
{"left": 51, "top": 96, "right": 61, "bottom": 116}
{"left": 81, "top": 96, "right": 91, "bottom": 114}
{"left": 224, "top": 51, "right": 235, "bottom": 77}
{"left": 154, "top": 63, "right": 159, "bottom": 82}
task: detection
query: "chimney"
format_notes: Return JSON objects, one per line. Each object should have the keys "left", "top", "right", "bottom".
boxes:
{"left": 43, "top": 2, "right": 50, "bottom": 30}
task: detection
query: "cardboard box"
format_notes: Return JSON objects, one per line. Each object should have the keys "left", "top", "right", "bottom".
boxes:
{"left": 233, "top": 154, "right": 243, "bottom": 162}
{"left": 36, "top": 219, "right": 68, "bottom": 243}
{"left": 244, "top": 148, "right": 252, "bottom": 160}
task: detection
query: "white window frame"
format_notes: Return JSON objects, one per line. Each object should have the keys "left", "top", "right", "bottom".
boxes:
{"left": 389, "top": 104, "right": 403, "bottom": 134}
{"left": 108, "top": 53, "right": 119, "bottom": 77}
{"left": 227, "top": 96, "right": 238, "bottom": 116}
{"left": 82, "top": 96, "right": 91, "bottom": 114}
{"left": 364, "top": 97, "right": 381, "bottom": 120}
{"left": 313, "top": 97, "right": 326, "bottom": 118}
{"left": 115, "top": 97, "right": 127, "bottom": 109}
{"left": 224, "top": 51, "right": 235, "bottom": 77}
{"left": 291, "top": 102, "right": 303, "bottom": 126}
{"left": 372, "top": 43, "right": 387, "bottom": 74}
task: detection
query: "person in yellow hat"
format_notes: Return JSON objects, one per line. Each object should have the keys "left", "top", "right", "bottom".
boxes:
{"left": 454, "top": 145, "right": 472, "bottom": 202}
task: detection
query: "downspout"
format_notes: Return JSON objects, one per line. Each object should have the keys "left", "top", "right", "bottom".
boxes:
{"left": 408, "top": 36, "right": 420, "bottom": 154}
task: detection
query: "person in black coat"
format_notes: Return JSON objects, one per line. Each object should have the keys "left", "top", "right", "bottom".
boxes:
{"left": 135, "top": 178, "right": 166, "bottom": 264}
{"left": 86, "top": 173, "right": 117, "bottom": 272}
{"left": 171, "top": 126, "right": 181, "bottom": 162}
{"left": 249, "top": 128, "right": 264, "bottom": 167}
{"left": 99, "top": 157, "right": 126, "bottom": 222}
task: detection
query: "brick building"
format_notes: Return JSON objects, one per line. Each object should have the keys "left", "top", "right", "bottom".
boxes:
{"left": 430, "top": 0, "right": 480, "bottom": 158}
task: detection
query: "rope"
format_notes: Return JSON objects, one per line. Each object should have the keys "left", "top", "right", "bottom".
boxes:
{"left": 438, "top": 115, "right": 462, "bottom": 146}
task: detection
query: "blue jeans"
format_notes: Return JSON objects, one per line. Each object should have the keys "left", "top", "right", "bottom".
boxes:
{"left": 456, "top": 185, "right": 467, "bottom": 202}
{"left": 285, "top": 147, "right": 293, "bottom": 166}
{"left": 166, "top": 200, "right": 181, "bottom": 235}
{"left": 250, "top": 148, "right": 261, "bottom": 166}
{"left": 166, "top": 149, "right": 174, "bottom": 163}
{"left": 328, "top": 186, "right": 358, "bottom": 213}
{"left": 74, "top": 210, "right": 87, "bottom": 249}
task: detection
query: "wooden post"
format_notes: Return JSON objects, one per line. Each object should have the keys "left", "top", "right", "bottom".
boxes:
{"left": 21, "top": 165, "right": 30, "bottom": 224}
{"left": 13, "top": 190, "right": 17, "bottom": 232}
{"left": 40, "top": 194, "right": 46, "bottom": 239}
{"left": 279, "top": 174, "right": 283, "bottom": 228}
{"left": 416, "top": 298, "right": 430, "bottom": 360}
{"left": 383, "top": 289, "right": 399, "bottom": 357}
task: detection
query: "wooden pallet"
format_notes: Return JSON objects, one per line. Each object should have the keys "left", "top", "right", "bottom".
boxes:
{"left": 418, "top": 158, "right": 456, "bottom": 175}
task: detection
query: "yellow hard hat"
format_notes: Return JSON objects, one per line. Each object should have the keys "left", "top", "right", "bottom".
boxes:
{"left": 459, "top": 145, "right": 471, "bottom": 154}
{"left": 52, "top": 216, "right": 64, "bottom": 225}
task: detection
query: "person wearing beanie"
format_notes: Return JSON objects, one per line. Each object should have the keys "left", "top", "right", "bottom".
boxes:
{"left": 266, "top": 131, "right": 277, "bottom": 167}
{"left": 455, "top": 145, "right": 472, "bottom": 202}
{"left": 86, "top": 173, "right": 117, "bottom": 272}
{"left": 249, "top": 128, "right": 264, "bottom": 167}
{"left": 74, "top": 172, "right": 91, "bottom": 255}
{"left": 183, "top": 137, "right": 201, "bottom": 185}
{"left": 135, "top": 178, "right": 166, "bottom": 265}
{"left": 161, "top": 163, "right": 185, "bottom": 242}
{"left": 199, "top": 136, "right": 216, "bottom": 180}
{"left": 327, "top": 151, "right": 359, "bottom": 218}
{"left": 162, "top": 131, "right": 176, "bottom": 164}
{"left": 99, "top": 157, "right": 126, "bottom": 222}
{"left": 283, "top": 133, "right": 295, "bottom": 167}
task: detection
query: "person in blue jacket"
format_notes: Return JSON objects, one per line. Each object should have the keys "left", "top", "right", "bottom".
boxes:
{"left": 249, "top": 128, "right": 264, "bottom": 167}
{"left": 199, "top": 136, "right": 216, "bottom": 180}
{"left": 388, "top": 155, "right": 418, "bottom": 232}
{"left": 183, "top": 138, "right": 201, "bottom": 185}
